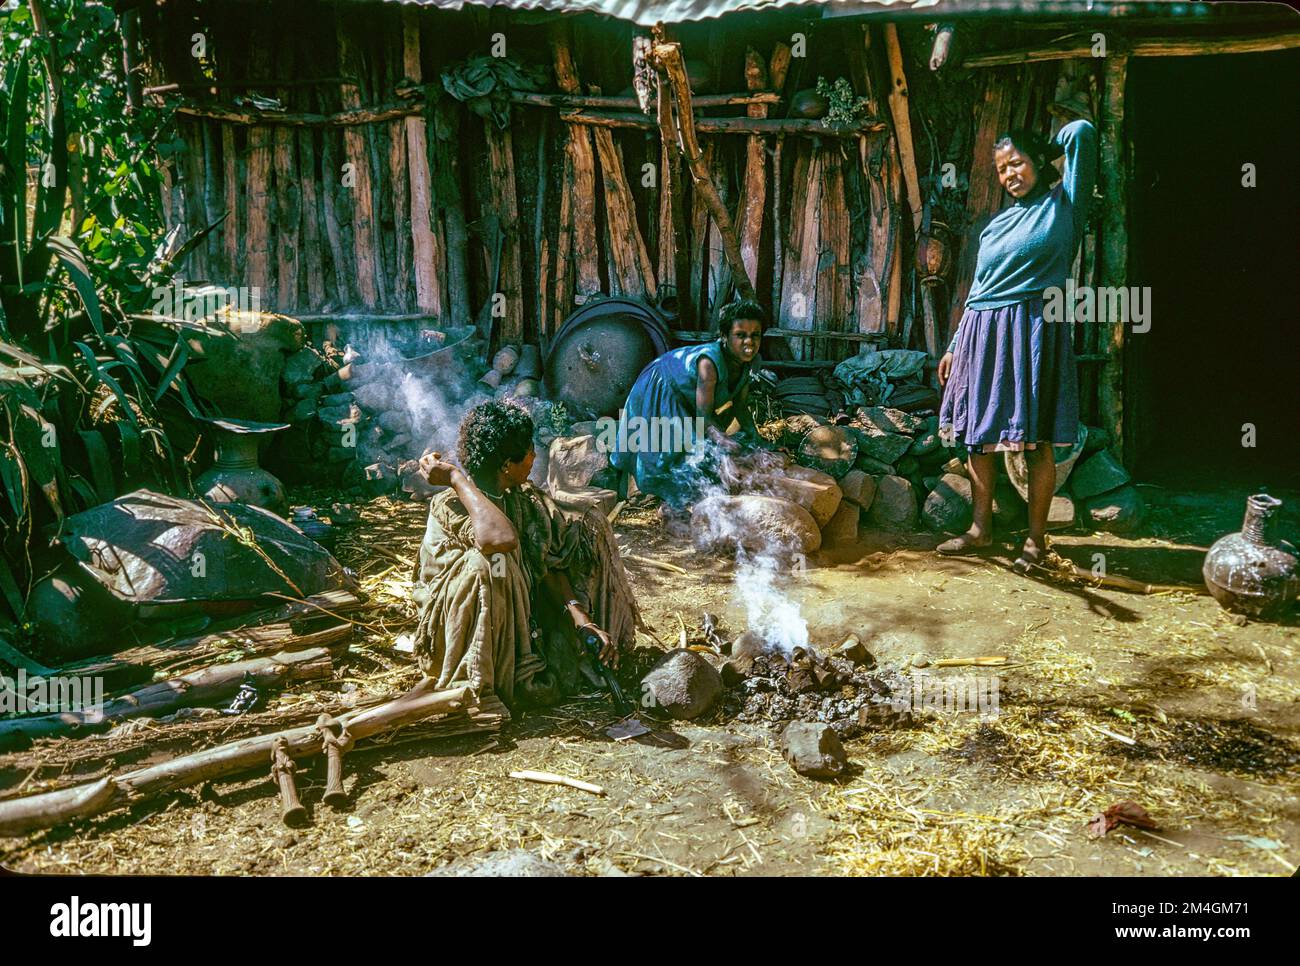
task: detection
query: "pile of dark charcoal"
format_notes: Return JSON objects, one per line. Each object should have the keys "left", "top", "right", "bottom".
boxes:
{"left": 721, "top": 634, "right": 914, "bottom": 739}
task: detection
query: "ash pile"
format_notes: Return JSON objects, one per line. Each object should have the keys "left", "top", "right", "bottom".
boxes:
{"left": 718, "top": 627, "right": 913, "bottom": 740}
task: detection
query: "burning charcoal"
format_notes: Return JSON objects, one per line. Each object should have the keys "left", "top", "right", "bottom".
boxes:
{"left": 780, "top": 721, "right": 849, "bottom": 779}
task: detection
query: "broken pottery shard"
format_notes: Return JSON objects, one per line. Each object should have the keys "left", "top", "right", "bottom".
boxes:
{"left": 1068, "top": 449, "right": 1132, "bottom": 500}
{"left": 921, "top": 473, "right": 974, "bottom": 534}
{"left": 865, "top": 475, "right": 918, "bottom": 530}
{"left": 797, "top": 424, "right": 858, "bottom": 479}
{"left": 780, "top": 721, "right": 849, "bottom": 779}
{"left": 691, "top": 494, "right": 822, "bottom": 556}
{"left": 641, "top": 649, "right": 723, "bottom": 720}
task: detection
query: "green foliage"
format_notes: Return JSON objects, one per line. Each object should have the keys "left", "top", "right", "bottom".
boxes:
{"left": 0, "top": 1, "right": 206, "bottom": 620}
{"left": 815, "top": 76, "right": 872, "bottom": 130}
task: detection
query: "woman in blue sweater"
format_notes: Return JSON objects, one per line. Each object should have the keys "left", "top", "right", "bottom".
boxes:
{"left": 937, "top": 118, "right": 1097, "bottom": 569}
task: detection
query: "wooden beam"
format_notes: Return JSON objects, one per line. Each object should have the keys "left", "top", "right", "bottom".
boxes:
{"left": 558, "top": 110, "right": 886, "bottom": 136}
{"left": 174, "top": 100, "right": 423, "bottom": 127}
{"left": 551, "top": 27, "right": 602, "bottom": 298}
{"left": 652, "top": 41, "right": 756, "bottom": 302}
{"left": 1098, "top": 54, "right": 1129, "bottom": 463}
{"left": 964, "top": 30, "right": 1300, "bottom": 67}
{"left": 509, "top": 90, "right": 781, "bottom": 110}
{"left": 336, "top": 19, "right": 381, "bottom": 307}
{"left": 402, "top": 10, "right": 443, "bottom": 316}
{"left": 883, "top": 24, "right": 923, "bottom": 237}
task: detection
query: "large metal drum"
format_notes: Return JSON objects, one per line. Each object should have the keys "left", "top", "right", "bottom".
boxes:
{"left": 543, "top": 297, "right": 670, "bottom": 419}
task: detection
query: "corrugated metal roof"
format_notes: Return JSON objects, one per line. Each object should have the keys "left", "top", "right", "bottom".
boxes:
{"left": 360, "top": 0, "right": 1211, "bottom": 27}
{"left": 365, "top": 0, "right": 920, "bottom": 25}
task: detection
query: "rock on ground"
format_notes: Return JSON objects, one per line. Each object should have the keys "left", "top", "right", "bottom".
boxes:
{"left": 922, "top": 473, "right": 973, "bottom": 534}
{"left": 866, "top": 475, "right": 917, "bottom": 530}
{"left": 853, "top": 406, "right": 926, "bottom": 435}
{"left": 426, "top": 849, "right": 569, "bottom": 877}
{"left": 837, "top": 470, "right": 877, "bottom": 512}
{"left": 641, "top": 649, "right": 723, "bottom": 720}
{"left": 1047, "top": 494, "right": 1076, "bottom": 529}
{"left": 1080, "top": 484, "right": 1146, "bottom": 533}
{"left": 764, "top": 463, "right": 842, "bottom": 528}
{"left": 780, "top": 721, "right": 849, "bottom": 779}
{"left": 1004, "top": 434, "right": 1085, "bottom": 500}
{"left": 822, "top": 501, "right": 861, "bottom": 547}
{"left": 1069, "top": 449, "right": 1131, "bottom": 500}
{"left": 849, "top": 427, "right": 914, "bottom": 466}
{"left": 693, "top": 495, "right": 822, "bottom": 556}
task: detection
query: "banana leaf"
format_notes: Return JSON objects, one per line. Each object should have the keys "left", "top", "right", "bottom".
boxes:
{"left": 48, "top": 237, "right": 104, "bottom": 338}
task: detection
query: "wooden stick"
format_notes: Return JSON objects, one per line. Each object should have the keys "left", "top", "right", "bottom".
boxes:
{"left": 626, "top": 554, "right": 689, "bottom": 576}
{"left": 0, "top": 647, "right": 336, "bottom": 748}
{"left": 560, "top": 109, "right": 886, "bottom": 136}
{"left": 509, "top": 90, "right": 781, "bottom": 110}
{"left": 509, "top": 770, "right": 606, "bottom": 796}
{"left": 0, "top": 686, "right": 474, "bottom": 837}
{"left": 652, "top": 41, "right": 756, "bottom": 301}
{"left": 964, "top": 31, "right": 1300, "bottom": 68}
{"left": 884, "top": 24, "right": 923, "bottom": 237}
{"left": 173, "top": 100, "right": 423, "bottom": 127}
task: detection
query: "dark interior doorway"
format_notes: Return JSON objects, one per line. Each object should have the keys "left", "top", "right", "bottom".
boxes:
{"left": 1126, "top": 50, "right": 1300, "bottom": 488}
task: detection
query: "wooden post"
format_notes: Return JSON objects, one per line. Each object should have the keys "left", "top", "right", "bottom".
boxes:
{"left": 883, "top": 24, "right": 923, "bottom": 237}
{"left": 245, "top": 27, "right": 274, "bottom": 304}
{"left": 336, "top": 19, "right": 380, "bottom": 307}
{"left": 484, "top": 121, "right": 524, "bottom": 345}
{"left": 386, "top": 27, "right": 413, "bottom": 314}
{"left": 657, "top": 72, "right": 693, "bottom": 326}
{"left": 402, "top": 10, "right": 443, "bottom": 316}
{"left": 736, "top": 46, "right": 770, "bottom": 286}
{"left": 1098, "top": 53, "right": 1129, "bottom": 462}
{"left": 272, "top": 43, "right": 301, "bottom": 311}
{"left": 590, "top": 87, "right": 656, "bottom": 300}
{"left": 552, "top": 27, "right": 602, "bottom": 298}
{"left": 221, "top": 125, "right": 241, "bottom": 281}
{"left": 652, "top": 41, "right": 756, "bottom": 302}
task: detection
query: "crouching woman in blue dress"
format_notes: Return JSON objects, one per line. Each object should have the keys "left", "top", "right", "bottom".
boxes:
{"left": 937, "top": 118, "right": 1097, "bottom": 570}
{"left": 609, "top": 300, "right": 765, "bottom": 513}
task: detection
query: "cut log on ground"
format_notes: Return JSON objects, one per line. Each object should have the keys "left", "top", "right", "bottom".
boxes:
{"left": 0, "top": 685, "right": 474, "bottom": 837}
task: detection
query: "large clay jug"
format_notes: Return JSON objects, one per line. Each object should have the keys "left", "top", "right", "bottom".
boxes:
{"left": 1203, "top": 494, "right": 1300, "bottom": 621}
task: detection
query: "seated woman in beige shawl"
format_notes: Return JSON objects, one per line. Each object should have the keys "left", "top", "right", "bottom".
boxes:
{"left": 411, "top": 401, "right": 640, "bottom": 718}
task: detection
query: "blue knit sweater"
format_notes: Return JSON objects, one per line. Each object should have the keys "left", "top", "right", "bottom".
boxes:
{"left": 946, "top": 119, "right": 1097, "bottom": 353}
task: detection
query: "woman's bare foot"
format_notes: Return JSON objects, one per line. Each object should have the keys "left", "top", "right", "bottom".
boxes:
{"left": 936, "top": 530, "right": 994, "bottom": 555}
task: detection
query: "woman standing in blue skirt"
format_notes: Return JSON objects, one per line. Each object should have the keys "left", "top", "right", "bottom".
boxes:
{"left": 937, "top": 118, "right": 1097, "bottom": 569}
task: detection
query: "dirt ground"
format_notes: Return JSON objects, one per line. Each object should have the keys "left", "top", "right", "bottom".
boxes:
{"left": 2, "top": 482, "right": 1297, "bottom": 877}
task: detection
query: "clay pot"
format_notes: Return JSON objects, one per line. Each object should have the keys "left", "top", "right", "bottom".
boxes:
{"left": 788, "top": 88, "right": 829, "bottom": 119}
{"left": 197, "top": 423, "right": 288, "bottom": 517}
{"left": 916, "top": 220, "right": 955, "bottom": 282}
{"left": 1203, "top": 494, "right": 1300, "bottom": 621}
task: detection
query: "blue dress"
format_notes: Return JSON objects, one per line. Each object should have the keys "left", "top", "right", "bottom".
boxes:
{"left": 940, "top": 120, "right": 1096, "bottom": 451}
{"left": 609, "top": 339, "right": 752, "bottom": 507}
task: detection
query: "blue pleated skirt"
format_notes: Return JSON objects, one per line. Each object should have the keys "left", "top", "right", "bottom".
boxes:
{"left": 939, "top": 297, "right": 1079, "bottom": 451}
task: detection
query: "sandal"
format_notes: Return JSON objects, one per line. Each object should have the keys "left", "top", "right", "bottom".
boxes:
{"left": 1012, "top": 542, "right": 1046, "bottom": 574}
{"left": 936, "top": 533, "right": 993, "bottom": 556}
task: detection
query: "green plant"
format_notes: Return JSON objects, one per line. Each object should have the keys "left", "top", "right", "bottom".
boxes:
{"left": 816, "top": 76, "right": 871, "bottom": 130}
{"left": 0, "top": 1, "right": 219, "bottom": 621}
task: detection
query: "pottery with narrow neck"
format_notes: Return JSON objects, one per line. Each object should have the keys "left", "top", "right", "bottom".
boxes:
{"left": 1202, "top": 493, "right": 1299, "bottom": 620}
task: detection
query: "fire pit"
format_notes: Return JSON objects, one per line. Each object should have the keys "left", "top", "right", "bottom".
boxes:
{"left": 719, "top": 631, "right": 914, "bottom": 739}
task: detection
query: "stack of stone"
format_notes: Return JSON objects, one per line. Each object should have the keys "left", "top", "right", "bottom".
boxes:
{"left": 781, "top": 407, "right": 1145, "bottom": 539}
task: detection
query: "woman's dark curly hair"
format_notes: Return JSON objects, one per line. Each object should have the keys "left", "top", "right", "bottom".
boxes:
{"left": 718, "top": 299, "right": 768, "bottom": 337}
{"left": 994, "top": 128, "right": 1065, "bottom": 186}
{"left": 456, "top": 400, "right": 534, "bottom": 480}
